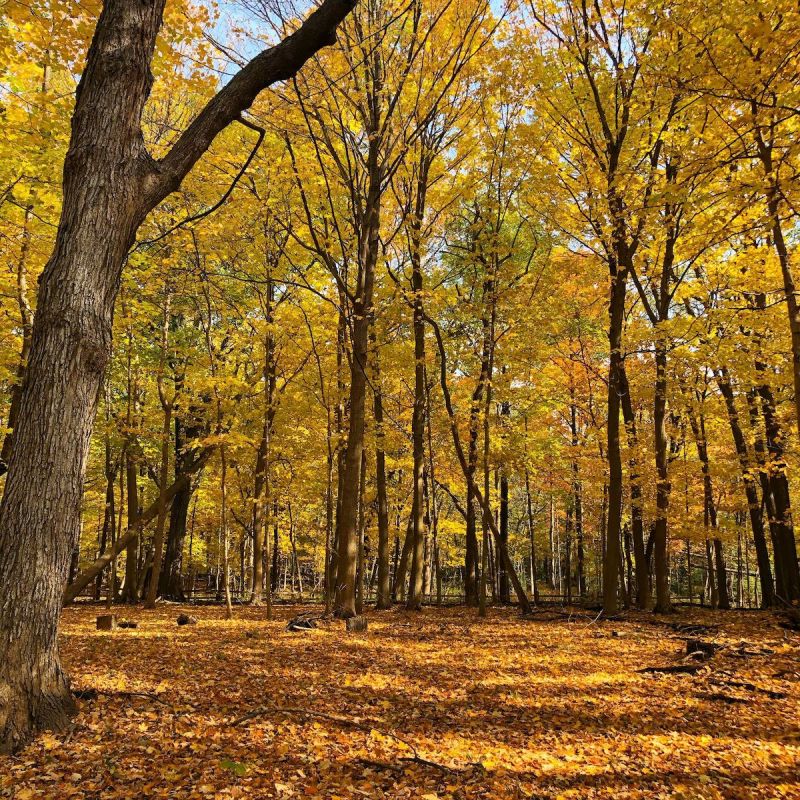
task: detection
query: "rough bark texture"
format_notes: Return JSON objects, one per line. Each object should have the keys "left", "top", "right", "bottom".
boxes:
{"left": 0, "top": 0, "right": 356, "bottom": 753}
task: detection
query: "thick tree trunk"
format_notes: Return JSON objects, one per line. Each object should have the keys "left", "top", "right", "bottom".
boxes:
{"left": 0, "top": 0, "right": 355, "bottom": 752}
{"left": 161, "top": 480, "right": 191, "bottom": 599}
{"left": 0, "top": 0, "right": 167, "bottom": 751}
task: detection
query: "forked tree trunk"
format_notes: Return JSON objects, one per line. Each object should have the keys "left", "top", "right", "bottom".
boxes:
{"left": 0, "top": 0, "right": 355, "bottom": 753}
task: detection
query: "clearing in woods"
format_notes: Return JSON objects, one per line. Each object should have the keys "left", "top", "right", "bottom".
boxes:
{"left": 1, "top": 605, "right": 798, "bottom": 800}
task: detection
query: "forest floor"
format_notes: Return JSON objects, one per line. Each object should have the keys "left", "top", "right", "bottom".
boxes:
{"left": 0, "top": 604, "right": 798, "bottom": 800}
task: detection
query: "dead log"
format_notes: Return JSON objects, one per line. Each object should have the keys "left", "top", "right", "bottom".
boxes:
{"left": 177, "top": 614, "right": 198, "bottom": 626}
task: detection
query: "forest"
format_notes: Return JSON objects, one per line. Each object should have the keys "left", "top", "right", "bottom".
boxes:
{"left": 0, "top": 0, "right": 798, "bottom": 796}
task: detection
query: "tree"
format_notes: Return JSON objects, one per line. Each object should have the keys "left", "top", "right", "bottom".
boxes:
{"left": 0, "top": 0, "right": 356, "bottom": 754}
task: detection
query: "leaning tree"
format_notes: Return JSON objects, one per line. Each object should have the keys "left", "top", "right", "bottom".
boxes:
{"left": 0, "top": 0, "right": 356, "bottom": 754}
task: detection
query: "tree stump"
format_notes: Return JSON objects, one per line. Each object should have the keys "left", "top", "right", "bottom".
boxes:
{"left": 346, "top": 615, "right": 367, "bottom": 633}
{"left": 96, "top": 614, "right": 117, "bottom": 631}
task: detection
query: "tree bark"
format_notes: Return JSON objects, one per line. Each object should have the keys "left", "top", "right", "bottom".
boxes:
{"left": 0, "top": 0, "right": 354, "bottom": 752}
{"left": 373, "top": 345, "right": 391, "bottom": 609}
{"left": 603, "top": 268, "right": 628, "bottom": 614}
{"left": 716, "top": 368, "right": 774, "bottom": 607}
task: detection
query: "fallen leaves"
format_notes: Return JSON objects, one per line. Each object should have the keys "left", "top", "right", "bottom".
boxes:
{"left": 0, "top": 605, "right": 798, "bottom": 799}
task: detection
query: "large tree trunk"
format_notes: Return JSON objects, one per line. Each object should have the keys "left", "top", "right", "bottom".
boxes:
{"left": 0, "top": 0, "right": 167, "bottom": 752}
{"left": 0, "top": 0, "right": 355, "bottom": 753}
{"left": 747, "top": 288, "right": 800, "bottom": 603}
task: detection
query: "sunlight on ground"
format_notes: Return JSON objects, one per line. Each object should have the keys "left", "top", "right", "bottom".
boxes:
{"left": 1, "top": 605, "right": 798, "bottom": 799}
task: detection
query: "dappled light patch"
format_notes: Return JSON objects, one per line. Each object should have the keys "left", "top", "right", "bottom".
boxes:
{"left": 1, "top": 604, "right": 797, "bottom": 799}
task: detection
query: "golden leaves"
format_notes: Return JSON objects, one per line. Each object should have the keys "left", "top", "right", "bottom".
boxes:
{"left": 2, "top": 604, "right": 798, "bottom": 799}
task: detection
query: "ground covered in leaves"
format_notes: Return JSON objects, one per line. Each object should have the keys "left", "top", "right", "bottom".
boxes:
{"left": 1, "top": 604, "right": 799, "bottom": 799}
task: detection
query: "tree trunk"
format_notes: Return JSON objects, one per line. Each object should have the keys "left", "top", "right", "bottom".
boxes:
{"left": 603, "top": 268, "right": 628, "bottom": 614}
{"left": 619, "top": 369, "right": 647, "bottom": 609}
{"left": 373, "top": 348, "right": 391, "bottom": 609}
{"left": 0, "top": 0, "right": 354, "bottom": 751}
{"left": 716, "top": 368, "right": 774, "bottom": 607}
{"left": 714, "top": 538, "right": 730, "bottom": 610}
{"left": 652, "top": 339, "right": 671, "bottom": 613}
{"left": 334, "top": 59, "right": 382, "bottom": 615}
{"left": 0, "top": 205, "right": 34, "bottom": 469}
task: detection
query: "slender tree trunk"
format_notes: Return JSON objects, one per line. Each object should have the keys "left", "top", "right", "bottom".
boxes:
{"left": 0, "top": 205, "right": 34, "bottom": 469}
{"left": 334, "top": 106, "right": 382, "bottom": 618}
{"left": 373, "top": 346, "right": 391, "bottom": 609}
{"left": 498, "top": 464, "right": 510, "bottom": 604}
{"left": 144, "top": 403, "right": 172, "bottom": 608}
{"left": 251, "top": 279, "right": 276, "bottom": 605}
{"left": 716, "top": 368, "right": 774, "bottom": 607}
{"left": 652, "top": 340, "right": 671, "bottom": 613}
{"left": 603, "top": 267, "right": 628, "bottom": 614}
{"left": 524, "top": 469, "right": 539, "bottom": 604}
{"left": 714, "top": 538, "right": 730, "bottom": 610}
{"left": 619, "top": 371, "right": 647, "bottom": 609}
